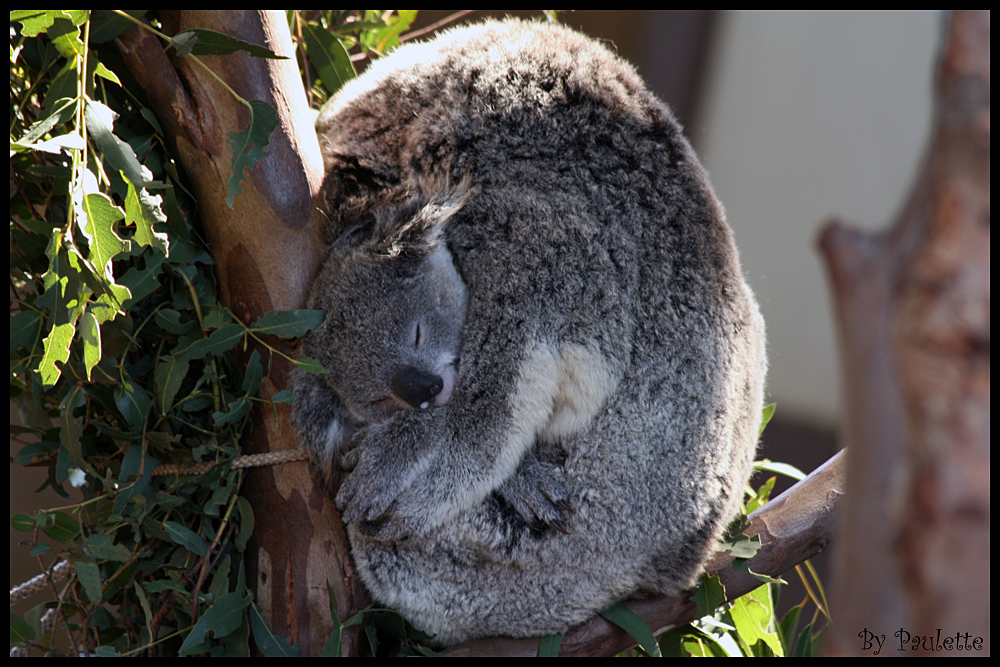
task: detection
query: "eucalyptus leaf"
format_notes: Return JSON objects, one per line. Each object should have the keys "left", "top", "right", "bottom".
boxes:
{"left": 85, "top": 100, "right": 153, "bottom": 188}
{"left": 173, "top": 324, "right": 245, "bottom": 363}
{"left": 178, "top": 592, "right": 250, "bottom": 655}
{"left": 155, "top": 356, "right": 190, "bottom": 415}
{"left": 78, "top": 192, "right": 127, "bottom": 278}
{"left": 249, "top": 602, "right": 300, "bottom": 657}
{"left": 225, "top": 100, "right": 279, "bottom": 208}
{"left": 250, "top": 309, "right": 325, "bottom": 338}
{"left": 170, "top": 29, "right": 287, "bottom": 59}
{"left": 301, "top": 22, "right": 356, "bottom": 95}
{"left": 598, "top": 603, "right": 661, "bottom": 657}
{"left": 163, "top": 520, "right": 209, "bottom": 558}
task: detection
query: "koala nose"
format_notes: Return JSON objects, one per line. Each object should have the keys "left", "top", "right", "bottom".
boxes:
{"left": 391, "top": 367, "right": 444, "bottom": 410}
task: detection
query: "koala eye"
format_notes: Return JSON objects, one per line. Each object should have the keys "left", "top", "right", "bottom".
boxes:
{"left": 413, "top": 322, "right": 423, "bottom": 349}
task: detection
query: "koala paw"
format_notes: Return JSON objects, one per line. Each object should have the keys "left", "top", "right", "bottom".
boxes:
{"left": 334, "top": 421, "right": 424, "bottom": 529}
{"left": 498, "top": 454, "right": 572, "bottom": 533}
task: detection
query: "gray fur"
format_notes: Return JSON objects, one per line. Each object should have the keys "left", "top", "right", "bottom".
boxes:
{"left": 294, "top": 19, "right": 767, "bottom": 645}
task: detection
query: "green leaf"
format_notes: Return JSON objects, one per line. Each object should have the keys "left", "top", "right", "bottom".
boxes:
{"left": 694, "top": 573, "right": 726, "bottom": 618}
{"left": 119, "top": 251, "right": 166, "bottom": 306}
{"left": 759, "top": 402, "right": 776, "bottom": 435}
{"left": 213, "top": 396, "right": 252, "bottom": 426}
{"left": 234, "top": 497, "right": 253, "bottom": 552}
{"left": 225, "top": 100, "right": 279, "bottom": 208}
{"left": 271, "top": 389, "right": 294, "bottom": 405}
{"left": 38, "top": 321, "right": 77, "bottom": 386}
{"left": 370, "top": 10, "right": 417, "bottom": 54}
{"left": 85, "top": 100, "right": 153, "bottom": 188}
{"left": 10, "top": 310, "right": 43, "bottom": 352}
{"left": 10, "top": 609, "right": 36, "bottom": 644}
{"left": 38, "top": 512, "right": 80, "bottom": 542}
{"left": 78, "top": 192, "right": 128, "bottom": 278}
{"left": 598, "top": 602, "right": 660, "bottom": 657}
{"left": 301, "top": 23, "right": 356, "bottom": 95}
{"left": 169, "top": 29, "right": 287, "bottom": 59}
{"left": 174, "top": 324, "right": 245, "bottom": 362}
{"left": 778, "top": 603, "right": 802, "bottom": 655}
{"left": 753, "top": 459, "right": 806, "bottom": 481}
{"left": 84, "top": 533, "right": 132, "bottom": 562}
{"left": 249, "top": 602, "right": 300, "bottom": 657}
{"left": 746, "top": 475, "right": 776, "bottom": 513}
{"left": 293, "top": 356, "right": 329, "bottom": 375}
{"left": 11, "top": 10, "right": 60, "bottom": 36}
{"left": 679, "top": 628, "right": 731, "bottom": 657}
{"left": 793, "top": 623, "right": 824, "bottom": 657}
{"left": 538, "top": 632, "right": 564, "bottom": 657}
{"left": 116, "top": 380, "right": 151, "bottom": 433}
{"left": 155, "top": 309, "right": 198, "bottom": 336}
{"left": 80, "top": 309, "right": 101, "bottom": 381}
{"left": 155, "top": 356, "right": 190, "bottom": 415}
{"left": 163, "top": 520, "right": 209, "bottom": 557}
{"left": 124, "top": 178, "right": 169, "bottom": 255}
{"left": 242, "top": 349, "right": 263, "bottom": 394}
{"left": 11, "top": 97, "right": 77, "bottom": 151}
{"left": 47, "top": 16, "right": 86, "bottom": 59}
{"left": 250, "top": 309, "right": 326, "bottom": 338}
{"left": 11, "top": 514, "right": 36, "bottom": 532}
{"left": 730, "top": 585, "right": 783, "bottom": 656}
{"left": 720, "top": 531, "right": 761, "bottom": 560}
{"left": 58, "top": 384, "right": 87, "bottom": 469}
{"left": 179, "top": 592, "right": 250, "bottom": 655}
{"left": 70, "top": 555, "right": 104, "bottom": 604}
{"left": 134, "top": 581, "right": 155, "bottom": 634}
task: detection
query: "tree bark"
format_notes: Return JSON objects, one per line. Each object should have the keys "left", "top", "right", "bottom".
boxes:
{"left": 116, "top": 11, "right": 367, "bottom": 657}
{"left": 819, "top": 9, "right": 990, "bottom": 657}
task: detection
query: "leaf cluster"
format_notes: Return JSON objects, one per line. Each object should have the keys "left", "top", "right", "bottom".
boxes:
{"left": 9, "top": 9, "right": 340, "bottom": 657}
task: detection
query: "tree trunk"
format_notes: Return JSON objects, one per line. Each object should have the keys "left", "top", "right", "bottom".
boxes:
{"left": 116, "top": 10, "right": 367, "bottom": 656}
{"left": 820, "top": 9, "right": 990, "bottom": 657}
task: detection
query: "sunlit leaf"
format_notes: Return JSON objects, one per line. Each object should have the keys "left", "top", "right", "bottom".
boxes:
{"left": 170, "top": 29, "right": 286, "bottom": 59}
{"left": 78, "top": 192, "right": 127, "bottom": 279}
{"left": 125, "top": 178, "right": 169, "bottom": 255}
{"left": 301, "top": 22, "right": 356, "bottom": 95}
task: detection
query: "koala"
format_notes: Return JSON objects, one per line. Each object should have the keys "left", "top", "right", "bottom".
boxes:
{"left": 294, "top": 19, "right": 767, "bottom": 646}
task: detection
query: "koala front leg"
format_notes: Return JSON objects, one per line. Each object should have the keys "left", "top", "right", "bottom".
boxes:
{"left": 336, "top": 342, "right": 575, "bottom": 537}
{"left": 498, "top": 454, "right": 571, "bottom": 532}
{"left": 335, "top": 411, "right": 437, "bottom": 531}
{"left": 291, "top": 369, "right": 357, "bottom": 490}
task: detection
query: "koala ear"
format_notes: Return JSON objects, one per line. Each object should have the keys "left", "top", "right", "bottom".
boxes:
{"left": 390, "top": 180, "right": 471, "bottom": 256}
{"left": 321, "top": 155, "right": 401, "bottom": 240}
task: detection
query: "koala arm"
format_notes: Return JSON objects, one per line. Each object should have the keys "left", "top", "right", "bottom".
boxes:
{"left": 291, "top": 368, "right": 358, "bottom": 489}
{"left": 335, "top": 337, "right": 584, "bottom": 538}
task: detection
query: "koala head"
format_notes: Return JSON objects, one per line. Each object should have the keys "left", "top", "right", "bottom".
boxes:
{"left": 306, "top": 185, "right": 469, "bottom": 426}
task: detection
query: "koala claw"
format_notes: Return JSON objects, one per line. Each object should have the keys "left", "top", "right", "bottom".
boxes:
{"left": 335, "top": 452, "right": 401, "bottom": 525}
{"left": 498, "top": 455, "right": 571, "bottom": 531}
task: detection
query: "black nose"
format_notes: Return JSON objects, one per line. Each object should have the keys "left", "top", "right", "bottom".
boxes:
{"left": 391, "top": 367, "right": 444, "bottom": 410}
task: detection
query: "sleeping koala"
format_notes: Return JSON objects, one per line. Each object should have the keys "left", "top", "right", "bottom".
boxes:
{"left": 294, "top": 19, "right": 767, "bottom": 645}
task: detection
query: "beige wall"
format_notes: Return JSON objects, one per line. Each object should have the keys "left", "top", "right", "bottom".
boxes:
{"left": 695, "top": 10, "right": 941, "bottom": 426}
